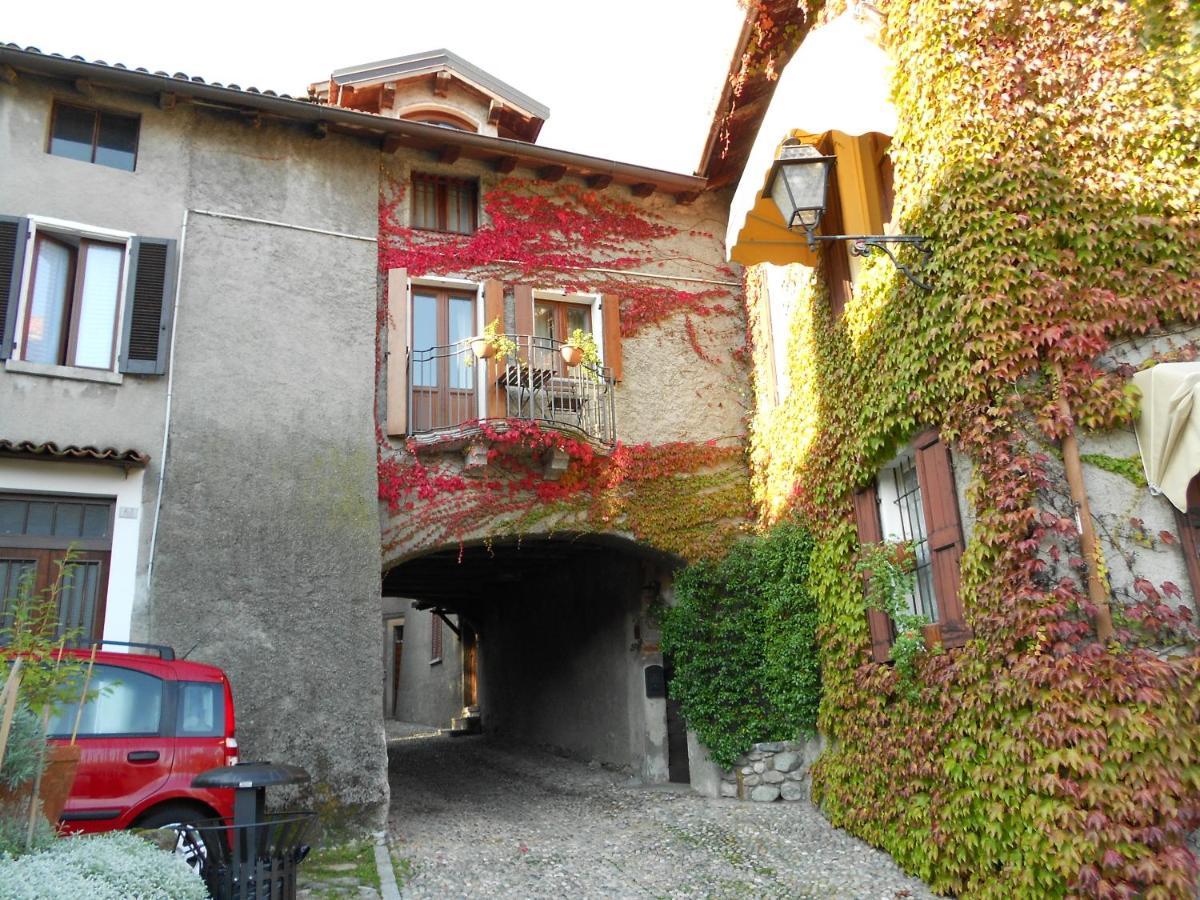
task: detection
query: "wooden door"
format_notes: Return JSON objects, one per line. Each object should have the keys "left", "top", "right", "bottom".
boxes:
{"left": 410, "top": 289, "right": 477, "bottom": 431}
{"left": 461, "top": 625, "right": 478, "bottom": 710}
{"left": 533, "top": 299, "right": 592, "bottom": 375}
{"left": 663, "top": 655, "right": 691, "bottom": 784}
{"left": 391, "top": 623, "right": 404, "bottom": 718}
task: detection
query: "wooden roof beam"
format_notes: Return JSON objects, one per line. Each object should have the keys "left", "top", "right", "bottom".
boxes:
{"left": 675, "top": 190, "right": 700, "bottom": 205}
{"left": 438, "top": 144, "right": 462, "bottom": 164}
{"left": 538, "top": 164, "right": 567, "bottom": 183}
{"left": 382, "top": 134, "right": 403, "bottom": 154}
{"left": 630, "top": 182, "right": 656, "bottom": 198}
{"left": 585, "top": 174, "right": 613, "bottom": 190}
{"left": 488, "top": 100, "right": 505, "bottom": 126}
{"left": 433, "top": 70, "right": 451, "bottom": 97}
{"left": 494, "top": 155, "right": 519, "bottom": 174}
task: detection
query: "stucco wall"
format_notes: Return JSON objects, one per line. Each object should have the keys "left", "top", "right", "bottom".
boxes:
{"left": 387, "top": 599, "right": 465, "bottom": 728}
{"left": 1083, "top": 326, "right": 1200, "bottom": 611}
{"left": 0, "top": 76, "right": 188, "bottom": 639}
{"left": 476, "top": 548, "right": 659, "bottom": 773}
{"left": 140, "top": 106, "right": 387, "bottom": 830}
{"left": 378, "top": 154, "right": 749, "bottom": 566}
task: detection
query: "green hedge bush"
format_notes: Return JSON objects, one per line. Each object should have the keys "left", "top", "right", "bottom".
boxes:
{"left": 661, "top": 522, "right": 820, "bottom": 767}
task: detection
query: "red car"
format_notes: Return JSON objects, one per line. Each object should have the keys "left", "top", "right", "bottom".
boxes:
{"left": 46, "top": 641, "right": 237, "bottom": 843}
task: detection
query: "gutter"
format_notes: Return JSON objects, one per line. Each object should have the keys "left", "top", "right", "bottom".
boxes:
{"left": 0, "top": 46, "right": 706, "bottom": 195}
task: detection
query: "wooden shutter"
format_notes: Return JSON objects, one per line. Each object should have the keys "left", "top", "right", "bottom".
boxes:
{"left": 853, "top": 484, "right": 893, "bottom": 663}
{"left": 0, "top": 216, "right": 29, "bottom": 360}
{"left": 1175, "top": 475, "right": 1200, "bottom": 611}
{"left": 914, "top": 429, "right": 970, "bottom": 648}
{"left": 386, "top": 267, "right": 409, "bottom": 437}
{"left": 514, "top": 284, "right": 534, "bottom": 338}
{"left": 817, "top": 135, "right": 852, "bottom": 319}
{"left": 600, "top": 293, "right": 622, "bottom": 382}
{"left": 483, "top": 279, "right": 505, "bottom": 418}
{"left": 119, "top": 236, "right": 177, "bottom": 374}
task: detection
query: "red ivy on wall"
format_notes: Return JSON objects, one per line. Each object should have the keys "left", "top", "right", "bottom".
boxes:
{"left": 377, "top": 177, "right": 737, "bottom": 339}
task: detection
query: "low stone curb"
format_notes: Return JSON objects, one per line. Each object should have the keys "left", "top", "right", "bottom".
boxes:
{"left": 375, "top": 835, "right": 401, "bottom": 900}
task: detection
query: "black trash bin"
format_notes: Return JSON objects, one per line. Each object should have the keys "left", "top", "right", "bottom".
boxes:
{"left": 181, "top": 761, "right": 315, "bottom": 900}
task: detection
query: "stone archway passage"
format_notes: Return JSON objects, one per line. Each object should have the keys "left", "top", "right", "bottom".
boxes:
{"left": 382, "top": 534, "right": 684, "bottom": 783}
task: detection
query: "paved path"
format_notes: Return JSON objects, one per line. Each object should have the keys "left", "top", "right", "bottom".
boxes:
{"left": 386, "top": 731, "right": 938, "bottom": 899}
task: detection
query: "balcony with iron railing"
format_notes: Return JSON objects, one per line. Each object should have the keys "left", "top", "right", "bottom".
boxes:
{"left": 407, "top": 334, "right": 617, "bottom": 447}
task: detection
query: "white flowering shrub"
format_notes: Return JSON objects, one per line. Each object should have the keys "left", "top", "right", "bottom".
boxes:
{"left": 0, "top": 830, "right": 208, "bottom": 899}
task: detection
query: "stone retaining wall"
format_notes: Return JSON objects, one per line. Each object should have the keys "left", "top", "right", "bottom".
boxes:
{"left": 720, "top": 737, "right": 824, "bottom": 802}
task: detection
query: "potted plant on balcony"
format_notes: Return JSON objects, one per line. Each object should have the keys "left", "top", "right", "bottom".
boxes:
{"left": 467, "top": 318, "right": 518, "bottom": 365}
{"left": 561, "top": 329, "right": 600, "bottom": 374}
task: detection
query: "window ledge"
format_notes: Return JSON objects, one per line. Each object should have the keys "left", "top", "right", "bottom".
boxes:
{"left": 5, "top": 360, "right": 123, "bottom": 385}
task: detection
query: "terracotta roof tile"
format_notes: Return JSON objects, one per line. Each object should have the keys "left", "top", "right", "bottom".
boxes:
{"left": 0, "top": 440, "right": 149, "bottom": 466}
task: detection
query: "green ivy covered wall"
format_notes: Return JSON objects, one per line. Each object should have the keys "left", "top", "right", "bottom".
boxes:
{"left": 743, "top": 1, "right": 1200, "bottom": 896}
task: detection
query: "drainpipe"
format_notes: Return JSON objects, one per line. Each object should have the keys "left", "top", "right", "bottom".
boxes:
{"left": 1051, "top": 360, "right": 1115, "bottom": 642}
{"left": 145, "top": 208, "right": 190, "bottom": 584}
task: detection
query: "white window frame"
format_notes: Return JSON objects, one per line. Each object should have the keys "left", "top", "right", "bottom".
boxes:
{"left": 875, "top": 446, "right": 938, "bottom": 623}
{"left": 7, "top": 215, "right": 133, "bottom": 383}
{"left": 530, "top": 288, "right": 604, "bottom": 365}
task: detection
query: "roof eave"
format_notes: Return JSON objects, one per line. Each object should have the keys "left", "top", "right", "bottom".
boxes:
{"left": 0, "top": 46, "right": 705, "bottom": 195}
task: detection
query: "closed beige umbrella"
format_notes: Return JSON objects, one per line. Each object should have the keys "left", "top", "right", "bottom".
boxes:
{"left": 1132, "top": 361, "right": 1200, "bottom": 513}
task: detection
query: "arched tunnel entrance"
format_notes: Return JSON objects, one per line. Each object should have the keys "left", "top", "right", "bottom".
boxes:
{"left": 381, "top": 534, "right": 692, "bottom": 785}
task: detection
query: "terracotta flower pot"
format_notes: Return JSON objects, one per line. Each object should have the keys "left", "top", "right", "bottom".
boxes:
{"left": 0, "top": 743, "right": 81, "bottom": 825}
{"left": 40, "top": 743, "right": 81, "bottom": 824}
{"left": 922, "top": 622, "right": 942, "bottom": 651}
{"left": 471, "top": 338, "right": 497, "bottom": 359}
{"left": 561, "top": 344, "right": 584, "bottom": 366}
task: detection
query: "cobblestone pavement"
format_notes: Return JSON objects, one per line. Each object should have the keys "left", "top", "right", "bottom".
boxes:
{"left": 386, "top": 730, "right": 938, "bottom": 899}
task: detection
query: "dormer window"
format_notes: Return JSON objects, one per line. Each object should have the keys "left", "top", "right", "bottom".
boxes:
{"left": 411, "top": 173, "right": 478, "bottom": 235}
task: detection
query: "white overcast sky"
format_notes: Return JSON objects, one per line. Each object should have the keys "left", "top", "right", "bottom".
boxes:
{"left": 5, "top": 0, "right": 747, "bottom": 175}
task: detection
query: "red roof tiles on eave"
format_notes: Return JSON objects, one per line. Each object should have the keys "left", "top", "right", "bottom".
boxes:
{"left": 0, "top": 440, "right": 149, "bottom": 467}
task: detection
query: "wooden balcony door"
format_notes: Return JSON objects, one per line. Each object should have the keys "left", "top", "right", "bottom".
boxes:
{"left": 411, "top": 288, "right": 477, "bottom": 432}
{"left": 533, "top": 299, "right": 592, "bottom": 375}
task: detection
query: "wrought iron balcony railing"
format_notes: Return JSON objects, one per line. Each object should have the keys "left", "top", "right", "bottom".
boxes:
{"left": 408, "top": 333, "right": 617, "bottom": 446}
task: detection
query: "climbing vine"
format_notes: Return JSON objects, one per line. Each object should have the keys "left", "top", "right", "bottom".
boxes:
{"left": 379, "top": 423, "right": 751, "bottom": 561}
{"left": 378, "top": 177, "right": 738, "bottom": 340}
{"left": 743, "top": 1, "right": 1200, "bottom": 897}
{"left": 375, "top": 164, "right": 752, "bottom": 563}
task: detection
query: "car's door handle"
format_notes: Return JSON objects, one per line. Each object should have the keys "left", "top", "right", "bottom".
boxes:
{"left": 127, "top": 751, "right": 160, "bottom": 763}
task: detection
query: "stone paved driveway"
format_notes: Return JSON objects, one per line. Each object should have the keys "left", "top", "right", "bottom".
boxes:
{"left": 386, "top": 730, "right": 938, "bottom": 899}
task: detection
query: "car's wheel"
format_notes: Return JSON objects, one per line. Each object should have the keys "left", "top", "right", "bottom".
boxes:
{"left": 135, "top": 804, "right": 216, "bottom": 875}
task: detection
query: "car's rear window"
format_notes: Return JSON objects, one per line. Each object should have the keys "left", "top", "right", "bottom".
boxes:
{"left": 47, "top": 664, "right": 163, "bottom": 737}
{"left": 177, "top": 681, "right": 225, "bottom": 737}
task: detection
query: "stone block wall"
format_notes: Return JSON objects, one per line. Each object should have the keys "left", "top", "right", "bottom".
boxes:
{"left": 720, "top": 737, "right": 824, "bottom": 803}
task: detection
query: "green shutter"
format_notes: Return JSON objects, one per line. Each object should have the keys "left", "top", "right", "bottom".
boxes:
{"left": 119, "top": 236, "right": 177, "bottom": 375}
{"left": 0, "top": 216, "right": 30, "bottom": 361}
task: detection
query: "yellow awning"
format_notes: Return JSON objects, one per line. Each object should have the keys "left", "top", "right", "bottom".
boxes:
{"left": 724, "top": 10, "right": 896, "bottom": 263}
{"left": 1132, "top": 361, "right": 1200, "bottom": 513}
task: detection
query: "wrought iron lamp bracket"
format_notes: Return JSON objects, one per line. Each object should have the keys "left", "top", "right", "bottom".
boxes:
{"left": 807, "top": 232, "right": 933, "bottom": 292}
